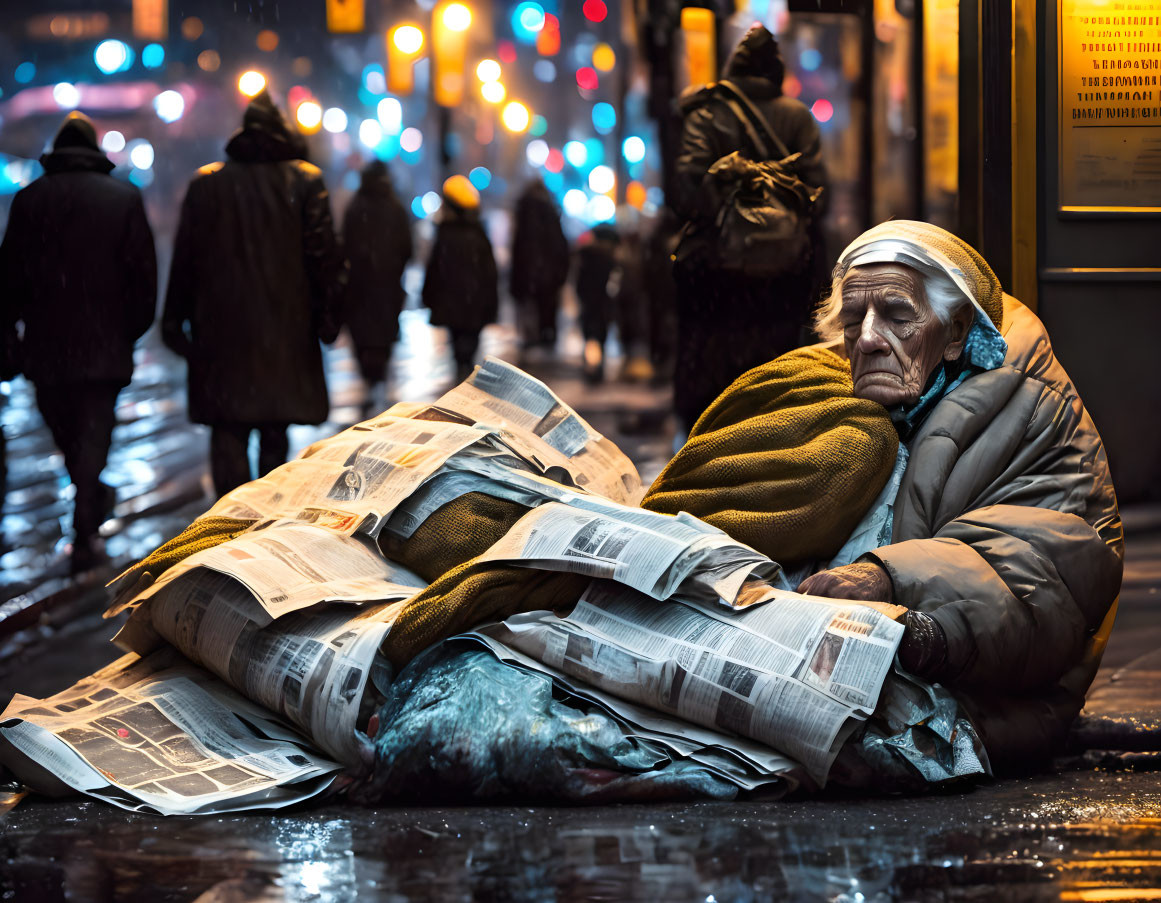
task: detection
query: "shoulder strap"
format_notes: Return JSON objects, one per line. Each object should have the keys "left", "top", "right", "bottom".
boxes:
{"left": 717, "top": 79, "right": 792, "bottom": 159}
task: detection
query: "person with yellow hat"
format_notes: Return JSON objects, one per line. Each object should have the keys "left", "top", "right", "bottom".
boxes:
{"left": 422, "top": 176, "right": 499, "bottom": 381}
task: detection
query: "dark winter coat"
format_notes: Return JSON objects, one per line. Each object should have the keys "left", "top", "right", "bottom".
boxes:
{"left": 575, "top": 226, "right": 619, "bottom": 342}
{"left": 422, "top": 205, "right": 498, "bottom": 333}
{"left": 342, "top": 168, "right": 412, "bottom": 351}
{"left": 162, "top": 96, "right": 345, "bottom": 426}
{"left": 670, "top": 27, "right": 829, "bottom": 425}
{"left": 0, "top": 141, "right": 156, "bottom": 388}
{"left": 509, "top": 181, "right": 569, "bottom": 300}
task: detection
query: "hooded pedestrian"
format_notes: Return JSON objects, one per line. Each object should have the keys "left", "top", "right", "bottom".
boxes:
{"left": 422, "top": 176, "right": 498, "bottom": 382}
{"left": 509, "top": 178, "right": 569, "bottom": 353}
{"left": 0, "top": 111, "right": 157, "bottom": 571}
{"left": 162, "top": 92, "right": 345, "bottom": 498}
{"left": 671, "top": 25, "right": 828, "bottom": 431}
{"left": 342, "top": 161, "right": 413, "bottom": 416}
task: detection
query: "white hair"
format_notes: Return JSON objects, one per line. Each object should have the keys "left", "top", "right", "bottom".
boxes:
{"left": 812, "top": 258, "right": 974, "bottom": 343}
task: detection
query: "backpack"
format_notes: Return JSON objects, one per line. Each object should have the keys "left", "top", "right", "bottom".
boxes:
{"left": 676, "top": 80, "right": 824, "bottom": 280}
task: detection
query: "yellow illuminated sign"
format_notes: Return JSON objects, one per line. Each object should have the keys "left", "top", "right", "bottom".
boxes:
{"left": 132, "top": 0, "right": 167, "bottom": 40}
{"left": 681, "top": 8, "right": 717, "bottom": 90}
{"left": 327, "top": 0, "right": 365, "bottom": 33}
{"left": 1059, "top": 0, "right": 1161, "bottom": 210}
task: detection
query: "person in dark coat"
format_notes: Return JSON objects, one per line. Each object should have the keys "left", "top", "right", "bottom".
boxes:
{"left": 162, "top": 92, "right": 345, "bottom": 498}
{"left": 671, "top": 24, "right": 828, "bottom": 431}
{"left": 574, "top": 223, "right": 620, "bottom": 383}
{"left": 509, "top": 179, "right": 569, "bottom": 352}
{"left": 422, "top": 176, "right": 498, "bottom": 382}
{"left": 0, "top": 112, "right": 157, "bottom": 571}
{"left": 342, "top": 160, "right": 412, "bottom": 416}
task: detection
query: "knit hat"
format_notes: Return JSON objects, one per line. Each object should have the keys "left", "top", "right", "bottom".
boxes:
{"left": 442, "top": 174, "right": 480, "bottom": 211}
{"left": 837, "top": 220, "right": 1004, "bottom": 330}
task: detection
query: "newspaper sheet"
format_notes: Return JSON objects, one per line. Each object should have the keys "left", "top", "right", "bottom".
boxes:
{"left": 118, "top": 568, "right": 409, "bottom": 765}
{"left": 428, "top": 358, "right": 644, "bottom": 505}
{"left": 121, "top": 523, "right": 425, "bottom": 625}
{"left": 476, "top": 499, "right": 783, "bottom": 607}
{"left": 476, "top": 579, "right": 904, "bottom": 784}
{"left": 206, "top": 418, "right": 492, "bottom": 535}
{"left": 0, "top": 650, "right": 339, "bottom": 815}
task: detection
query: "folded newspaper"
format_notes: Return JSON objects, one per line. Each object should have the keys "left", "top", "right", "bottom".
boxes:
{"left": 0, "top": 359, "right": 912, "bottom": 814}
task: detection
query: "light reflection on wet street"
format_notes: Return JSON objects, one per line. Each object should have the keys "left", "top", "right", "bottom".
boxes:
{"left": 2, "top": 770, "right": 1160, "bottom": 901}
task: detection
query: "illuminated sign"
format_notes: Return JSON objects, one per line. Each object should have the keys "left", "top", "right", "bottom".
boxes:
{"left": 132, "top": 0, "right": 167, "bottom": 41}
{"left": 1059, "top": 0, "right": 1161, "bottom": 210}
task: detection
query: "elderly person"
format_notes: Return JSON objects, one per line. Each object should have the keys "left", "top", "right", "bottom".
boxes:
{"left": 646, "top": 220, "right": 1123, "bottom": 773}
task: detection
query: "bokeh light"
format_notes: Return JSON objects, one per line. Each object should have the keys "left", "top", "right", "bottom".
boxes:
{"left": 100, "top": 130, "right": 126, "bottom": 153}
{"left": 530, "top": 115, "right": 548, "bottom": 137}
{"left": 142, "top": 44, "right": 165, "bottom": 69}
{"left": 181, "top": 17, "right": 204, "bottom": 40}
{"left": 591, "top": 43, "right": 615, "bottom": 72}
{"left": 476, "top": 59, "right": 501, "bottom": 82}
{"left": 575, "top": 67, "right": 598, "bottom": 91}
{"left": 498, "top": 41, "right": 518, "bottom": 64}
{"left": 422, "top": 191, "right": 442, "bottom": 215}
{"left": 197, "top": 50, "right": 221, "bottom": 72}
{"left": 363, "top": 64, "right": 387, "bottom": 94}
{"left": 322, "top": 107, "right": 348, "bottom": 133}
{"left": 502, "top": 101, "right": 531, "bottom": 133}
{"left": 153, "top": 90, "right": 185, "bottom": 123}
{"left": 582, "top": 0, "right": 608, "bottom": 22}
{"left": 592, "top": 102, "right": 616, "bottom": 134}
{"left": 238, "top": 70, "right": 266, "bottom": 97}
{"left": 400, "top": 127, "right": 423, "bottom": 152}
{"left": 481, "top": 81, "right": 506, "bottom": 104}
{"left": 14, "top": 62, "right": 35, "bottom": 84}
{"left": 128, "top": 139, "right": 154, "bottom": 170}
{"left": 586, "top": 195, "right": 615, "bottom": 222}
{"left": 256, "top": 29, "right": 279, "bottom": 52}
{"left": 296, "top": 101, "right": 323, "bottom": 132}
{"left": 564, "top": 140, "right": 588, "bottom": 167}
{"left": 533, "top": 59, "right": 556, "bottom": 82}
{"left": 469, "top": 166, "right": 492, "bottom": 189}
{"left": 359, "top": 119, "right": 384, "bottom": 148}
{"left": 811, "top": 98, "right": 834, "bottom": 123}
{"left": 442, "top": 3, "right": 472, "bottom": 31}
{"left": 377, "top": 97, "right": 403, "bottom": 133}
{"left": 537, "top": 14, "right": 562, "bottom": 55}
{"left": 622, "top": 136, "right": 646, "bottom": 163}
{"left": 53, "top": 83, "right": 80, "bottom": 109}
{"left": 799, "top": 48, "right": 822, "bottom": 72}
{"left": 393, "top": 25, "right": 424, "bottom": 55}
{"left": 626, "top": 181, "right": 647, "bottom": 209}
{"left": 526, "top": 139, "right": 550, "bottom": 166}
{"left": 588, "top": 165, "right": 615, "bottom": 194}
{"left": 94, "top": 40, "right": 130, "bottom": 75}
{"left": 563, "top": 189, "right": 587, "bottom": 217}
{"left": 545, "top": 148, "right": 564, "bottom": 173}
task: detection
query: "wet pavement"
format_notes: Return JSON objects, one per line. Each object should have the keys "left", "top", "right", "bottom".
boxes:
{"left": 2, "top": 295, "right": 1160, "bottom": 902}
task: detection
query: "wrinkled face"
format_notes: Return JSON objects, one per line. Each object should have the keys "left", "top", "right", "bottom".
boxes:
{"left": 839, "top": 263, "right": 964, "bottom": 407}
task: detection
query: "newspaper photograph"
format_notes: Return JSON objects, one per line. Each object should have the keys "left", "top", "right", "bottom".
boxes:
{"left": 0, "top": 650, "right": 339, "bottom": 815}
{"left": 477, "top": 579, "right": 904, "bottom": 783}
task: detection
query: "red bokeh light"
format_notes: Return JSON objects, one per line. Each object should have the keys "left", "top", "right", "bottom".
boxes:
{"left": 498, "top": 41, "right": 517, "bottom": 64}
{"left": 782, "top": 74, "right": 802, "bottom": 98}
{"left": 537, "top": 14, "right": 561, "bottom": 55}
{"left": 575, "top": 66, "right": 598, "bottom": 91}
{"left": 545, "top": 148, "right": 564, "bottom": 172}
{"left": 582, "top": 0, "right": 608, "bottom": 22}
{"left": 810, "top": 98, "right": 834, "bottom": 123}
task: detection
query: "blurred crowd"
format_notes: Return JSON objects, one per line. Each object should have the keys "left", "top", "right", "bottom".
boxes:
{"left": 0, "top": 25, "right": 826, "bottom": 575}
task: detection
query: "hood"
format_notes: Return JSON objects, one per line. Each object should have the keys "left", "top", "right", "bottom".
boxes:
{"left": 39, "top": 111, "right": 116, "bottom": 174}
{"left": 225, "top": 91, "right": 307, "bottom": 163}
{"left": 723, "top": 25, "right": 785, "bottom": 95}
{"left": 359, "top": 159, "right": 395, "bottom": 192}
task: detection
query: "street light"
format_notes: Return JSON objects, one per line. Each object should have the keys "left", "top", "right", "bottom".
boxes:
{"left": 481, "top": 81, "right": 506, "bottom": 104}
{"left": 238, "top": 70, "right": 266, "bottom": 97}
{"left": 392, "top": 24, "right": 424, "bottom": 54}
{"left": 432, "top": 1, "right": 471, "bottom": 107}
{"left": 476, "top": 59, "right": 501, "bottom": 82}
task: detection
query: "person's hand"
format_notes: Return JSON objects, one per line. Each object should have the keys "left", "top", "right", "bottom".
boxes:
{"left": 797, "top": 561, "right": 894, "bottom": 602}
{"left": 897, "top": 609, "right": 948, "bottom": 679}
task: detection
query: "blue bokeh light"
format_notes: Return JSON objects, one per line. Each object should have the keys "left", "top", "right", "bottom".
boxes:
{"left": 799, "top": 48, "right": 822, "bottom": 72}
{"left": 592, "top": 102, "right": 616, "bottom": 134}
{"left": 14, "top": 62, "right": 35, "bottom": 84}
{"left": 142, "top": 43, "right": 165, "bottom": 69}
{"left": 469, "top": 166, "right": 492, "bottom": 190}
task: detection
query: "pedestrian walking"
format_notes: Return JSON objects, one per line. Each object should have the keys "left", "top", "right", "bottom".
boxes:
{"left": 671, "top": 24, "right": 828, "bottom": 431}
{"left": 574, "top": 223, "right": 620, "bottom": 383}
{"left": 342, "top": 160, "right": 413, "bottom": 417}
{"left": 162, "top": 91, "right": 345, "bottom": 498}
{"left": 0, "top": 112, "right": 157, "bottom": 571}
{"left": 422, "top": 176, "right": 498, "bottom": 382}
{"left": 509, "top": 178, "right": 570, "bottom": 354}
